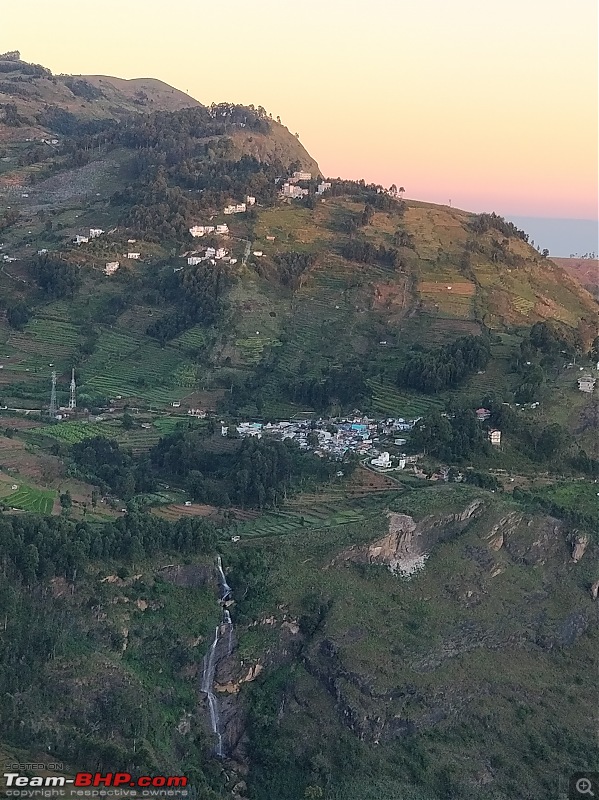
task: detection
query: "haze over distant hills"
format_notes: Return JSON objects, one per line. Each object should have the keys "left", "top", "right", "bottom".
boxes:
{"left": 507, "top": 216, "right": 598, "bottom": 257}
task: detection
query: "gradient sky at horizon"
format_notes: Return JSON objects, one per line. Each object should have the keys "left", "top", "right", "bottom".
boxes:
{"left": 2, "top": 0, "right": 597, "bottom": 223}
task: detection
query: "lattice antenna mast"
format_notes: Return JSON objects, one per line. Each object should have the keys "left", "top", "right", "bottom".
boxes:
{"left": 68, "top": 368, "right": 76, "bottom": 410}
{"left": 49, "top": 371, "right": 57, "bottom": 417}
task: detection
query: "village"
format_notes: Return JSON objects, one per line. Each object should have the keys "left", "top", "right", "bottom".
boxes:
{"left": 227, "top": 414, "right": 419, "bottom": 472}
{"left": 223, "top": 412, "right": 500, "bottom": 475}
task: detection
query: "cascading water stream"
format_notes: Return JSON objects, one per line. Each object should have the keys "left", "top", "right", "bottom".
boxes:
{"left": 201, "top": 555, "right": 235, "bottom": 757}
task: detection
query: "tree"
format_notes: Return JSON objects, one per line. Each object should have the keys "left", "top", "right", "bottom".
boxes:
{"left": 59, "top": 491, "right": 72, "bottom": 510}
{"left": 6, "top": 302, "right": 29, "bottom": 330}
{"left": 122, "top": 412, "right": 134, "bottom": 430}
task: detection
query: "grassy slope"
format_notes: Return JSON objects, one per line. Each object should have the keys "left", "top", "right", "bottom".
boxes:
{"left": 230, "top": 487, "right": 599, "bottom": 800}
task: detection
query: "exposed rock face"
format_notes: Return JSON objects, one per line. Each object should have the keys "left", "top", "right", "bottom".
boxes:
{"left": 571, "top": 533, "right": 589, "bottom": 563}
{"left": 502, "top": 515, "right": 568, "bottom": 565}
{"left": 591, "top": 580, "right": 599, "bottom": 600}
{"left": 335, "top": 500, "right": 483, "bottom": 576}
{"left": 158, "top": 563, "right": 214, "bottom": 588}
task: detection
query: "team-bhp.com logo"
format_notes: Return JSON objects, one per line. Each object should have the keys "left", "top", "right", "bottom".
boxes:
{"left": 4, "top": 772, "right": 187, "bottom": 789}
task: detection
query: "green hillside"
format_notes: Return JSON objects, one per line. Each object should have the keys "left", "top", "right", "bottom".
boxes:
{"left": 0, "top": 54, "right": 597, "bottom": 800}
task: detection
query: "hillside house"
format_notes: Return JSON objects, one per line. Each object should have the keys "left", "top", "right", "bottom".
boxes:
{"left": 578, "top": 375, "right": 596, "bottom": 393}
{"left": 266, "top": 235, "right": 276, "bottom": 241}
{"left": 74, "top": 235, "right": 89, "bottom": 245}
{"left": 246, "top": 195, "right": 256, "bottom": 205}
{"left": 281, "top": 183, "right": 308, "bottom": 199}
{"left": 127, "top": 252, "right": 140, "bottom": 259}
{"left": 253, "top": 250, "right": 263, "bottom": 257}
{"left": 291, "top": 171, "right": 311, "bottom": 182}
{"left": 371, "top": 451, "right": 391, "bottom": 468}
{"left": 223, "top": 205, "right": 235, "bottom": 215}
{"left": 188, "top": 408, "right": 207, "bottom": 418}
{"left": 206, "top": 247, "right": 216, "bottom": 258}
{"left": 89, "top": 228, "right": 104, "bottom": 239}
{"left": 316, "top": 181, "right": 331, "bottom": 195}
{"left": 188, "top": 256, "right": 203, "bottom": 266}
{"left": 189, "top": 225, "right": 205, "bottom": 237}
{"left": 476, "top": 408, "right": 491, "bottom": 421}
{"left": 37, "top": 248, "right": 48, "bottom": 255}
{"left": 488, "top": 429, "right": 502, "bottom": 446}
{"left": 235, "top": 203, "right": 246, "bottom": 213}
{"left": 216, "top": 224, "right": 229, "bottom": 234}
{"left": 215, "top": 248, "right": 228, "bottom": 259}
{"left": 104, "top": 261, "right": 120, "bottom": 275}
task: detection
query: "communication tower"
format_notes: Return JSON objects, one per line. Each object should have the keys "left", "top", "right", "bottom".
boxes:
{"left": 68, "top": 368, "right": 76, "bottom": 410}
{"left": 49, "top": 371, "right": 57, "bottom": 417}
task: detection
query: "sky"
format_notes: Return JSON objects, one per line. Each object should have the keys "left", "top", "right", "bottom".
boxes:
{"left": 1, "top": 0, "right": 597, "bottom": 250}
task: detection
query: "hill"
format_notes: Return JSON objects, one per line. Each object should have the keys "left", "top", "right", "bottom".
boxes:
{"left": 0, "top": 53, "right": 200, "bottom": 143}
{"left": 0, "top": 54, "right": 597, "bottom": 800}
{"left": 552, "top": 257, "right": 599, "bottom": 297}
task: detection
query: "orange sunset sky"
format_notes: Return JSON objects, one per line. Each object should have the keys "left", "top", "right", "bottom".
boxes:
{"left": 2, "top": 0, "right": 597, "bottom": 221}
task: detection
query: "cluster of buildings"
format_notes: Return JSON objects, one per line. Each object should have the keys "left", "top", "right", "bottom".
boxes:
{"left": 281, "top": 183, "right": 308, "bottom": 199}
{"left": 279, "top": 173, "right": 331, "bottom": 201}
{"left": 224, "top": 415, "right": 420, "bottom": 463}
{"left": 223, "top": 196, "right": 255, "bottom": 215}
{"left": 189, "top": 224, "right": 229, "bottom": 237}
{"left": 74, "top": 228, "right": 104, "bottom": 246}
{"left": 186, "top": 247, "right": 237, "bottom": 266}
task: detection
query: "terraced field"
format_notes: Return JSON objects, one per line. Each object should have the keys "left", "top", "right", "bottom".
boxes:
{"left": 80, "top": 329, "right": 189, "bottom": 406}
{"left": 32, "top": 420, "right": 121, "bottom": 444}
{"left": 368, "top": 379, "right": 443, "bottom": 417}
{"left": 229, "top": 503, "right": 375, "bottom": 539}
{"left": 3, "top": 484, "right": 56, "bottom": 514}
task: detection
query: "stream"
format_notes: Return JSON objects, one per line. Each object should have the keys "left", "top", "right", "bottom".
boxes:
{"left": 201, "top": 555, "right": 234, "bottom": 757}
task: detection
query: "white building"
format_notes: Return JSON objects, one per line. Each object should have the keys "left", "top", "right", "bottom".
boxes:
{"left": 371, "top": 451, "right": 391, "bottom": 468}
{"left": 253, "top": 250, "right": 263, "bottom": 257}
{"left": 216, "top": 224, "right": 229, "bottom": 234}
{"left": 188, "top": 256, "right": 203, "bottom": 266}
{"left": 246, "top": 195, "right": 256, "bottom": 205}
{"left": 105, "top": 261, "right": 120, "bottom": 275}
{"left": 281, "top": 183, "right": 308, "bottom": 199}
{"left": 291, "top": 171, "right": 311, "bottom": 182}
{"left": 215, "top": 247, "right": 227, "bottom": 259}
{"left": 223, "top": 205, "right": 235, "bottom": 215}
{"left": 74, "top": 235, "right": 89, "bottom": 245}
{"left": 89, "top": 228, "right": 104, "bottom": 239}
{"left": 37, "top": 248, "right": 48, "bottom": 255}
{"left": 188, "top": 408, "right": 207, "bottom": 418}
{"left": 578, "top": 375, "right": 596, "bottom": 393}
{"left": 316, "top": 181, "right": 331, "bottom": 195}
{"left": 189, "top": 225, "right": 205, "bottom": 237}
{"left": 488, "top": 429, "right": 502, "bottom": 446}
{"left": 235, "top": 203, "right": 246, "bottom": 213}
{"left": 127, "top": 252, "right": 140, "bottom": 259}
{"left": 205, "top": 247, "right": 216, "bottom": 258}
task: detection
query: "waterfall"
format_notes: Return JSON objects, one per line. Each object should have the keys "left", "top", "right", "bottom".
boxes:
{"left": 216, "top": 555, "right": 232, "bottom": 598}
{"left": 201, "top": 555, "right": 234, "bottom": 757}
